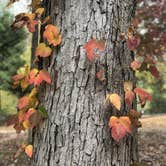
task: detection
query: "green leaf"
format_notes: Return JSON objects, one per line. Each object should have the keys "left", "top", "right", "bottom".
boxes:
{"left": 38, "top": 106, "right": 48, "bottom": 118}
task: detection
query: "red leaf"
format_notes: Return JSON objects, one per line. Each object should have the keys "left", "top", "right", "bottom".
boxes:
{"left": 27, "top": 20, "right": 38, "bottom": 33}
{"left": 18, "top": 96, "right": 29, "bottom": 110}
{"left": 149, "top": 65, "right": 160, "bottom": 79}
{"left": 134, "top": 87, "right": 152, "bottom": 107}
{"left": 127, "top": 35, "right": 140, "bottom": 51}
{"left": 109, "top": 116, "right": 131, "bottom": 142}
{"left": 111, "top": 123, "right": 126, "bottom": 142}
{"left": 125, "top": 90, "right": 135, "bottom": 107}
{"left": 83, "top": 39, "right": 105, "bottom": 61}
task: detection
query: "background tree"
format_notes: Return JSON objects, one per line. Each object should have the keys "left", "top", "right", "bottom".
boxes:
{"left": 0, "top": 4, "right": 27, "bottom": 119}
{"left": 0, "top": 9, "right": 27, "bottom": 91}
{"left": 32, "top": 0, "right": 138, "bottom": 166}
{"left": 135, "top": 0, "right": 166, "bottom": 113}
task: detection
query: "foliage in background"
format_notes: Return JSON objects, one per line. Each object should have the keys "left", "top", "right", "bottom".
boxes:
{"left": 0, "top": 3, "right": 28, "bottom": 116}
{"left": 0, "top": 8, "right": 27, "bottom": 91}
{"left": 136, "top": 0, "right": 166, "bottom": 113}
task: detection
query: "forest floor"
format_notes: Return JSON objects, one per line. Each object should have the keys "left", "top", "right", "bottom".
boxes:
{"left": 0, "top": 114, "right": 166, "bottom": 166}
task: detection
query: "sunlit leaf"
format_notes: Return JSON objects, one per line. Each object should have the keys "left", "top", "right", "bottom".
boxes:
{"left": 106, "top": 93, "right": 121, "bottom": 110}
{"left": 35, "top": 43, "right": 52, "bottom": 57}
{"left": 25, "top": 145, "right": 33, "bottom": 158}
{"left": 43, "top": 24, "right": 62, "bottom": 46}
{"left": 124, "top": 81, "right": 133, "bottom": 92}
{"left": 35, "top": 7, "right": 45, "bottom": 17}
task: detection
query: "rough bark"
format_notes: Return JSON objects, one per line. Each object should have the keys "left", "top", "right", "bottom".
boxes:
{"left": 32, "top": 0, "right": 138, "bottom": 165}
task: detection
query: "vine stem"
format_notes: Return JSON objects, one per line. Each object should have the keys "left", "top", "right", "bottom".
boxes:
{"left": 38, "top": 20, "right": 41, "bottom": 45}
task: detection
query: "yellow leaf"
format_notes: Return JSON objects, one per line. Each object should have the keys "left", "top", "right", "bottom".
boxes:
{"left": 21, "top": 78, "right": 29, "bottom": 91}
{"left": 35, "top": 43, "right": 52, "bottom": 57}
{"left": 35, "top": 7, "right": 45, "bottom": 16}
{"left": 25, "top": 145, "right": 33, "bottom": 158}
{"left": 23, "top": 120, "right": 30, "bottom": 129}
{"left": 107, "top": 93, "right": 121, "bottom": 110}
{"left": 124, "top": 81, "right": 133, "bottom": 92}
{"left": 43, "top": 24, "right": 62, "bottom": 46}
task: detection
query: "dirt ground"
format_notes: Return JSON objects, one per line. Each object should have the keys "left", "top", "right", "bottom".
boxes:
{"left": 138, "top": 115, "right": 166, "bottom": 166}
{"left": 0, "top": 115, "right": 166, "bottom": 166}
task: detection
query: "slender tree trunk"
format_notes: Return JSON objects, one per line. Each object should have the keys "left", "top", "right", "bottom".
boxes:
{"left": 32, "top": 0, "right": 138, "bottom": 165}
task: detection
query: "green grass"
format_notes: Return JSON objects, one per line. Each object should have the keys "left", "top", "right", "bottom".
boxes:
{"left": 0, "top": 90, "right": 18, "bottom": 116}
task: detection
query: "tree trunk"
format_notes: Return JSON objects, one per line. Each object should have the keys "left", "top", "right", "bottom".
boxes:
{"left": 32, "top": 0, "right": 138, "bottom": 165}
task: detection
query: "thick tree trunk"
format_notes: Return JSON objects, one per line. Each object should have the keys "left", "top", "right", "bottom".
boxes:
{"left": 32, "top": 0, "right": 138, "bottom": 165}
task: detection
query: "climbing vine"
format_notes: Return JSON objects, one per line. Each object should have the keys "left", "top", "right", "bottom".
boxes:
{"left": 6, "top": 0, "right": 159, "bottom": 160}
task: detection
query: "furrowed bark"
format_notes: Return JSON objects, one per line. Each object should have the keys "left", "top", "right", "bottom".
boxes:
{"left": 32, "top": 0, "right": 138, "bottom": 165}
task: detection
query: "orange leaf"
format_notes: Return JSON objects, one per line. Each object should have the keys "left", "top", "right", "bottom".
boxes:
{"left": 130, "top": 60, "right": 142, "bottom": 70}
{"left": 43, "top": 24, "right": 61, "bottom": 46}
{"left": 12, "top": 74, "right": 24, "bottom": 81}
{"left": 38, "top": 70, "right": 51, "bottom": 84}
{"left": 28, "top": 68, "right": 39, "bottom": 85}
{"left": 35, "top": 43, "right": 52, "bottom": 57}
{"left": 18, "top": 96, "right": 29, "bottom": 110}
{"left": 28, "top": 68, "right": 51, "bottom": 86}
{"left": 134, "top": 87, "right": 152, "bottom": 107}
{"left": 125, "top": 90, "right": 135, "bottom": 107}
{"left": 109, "top": 116, "right": 131, "bottom": 141}
{"left": 83, "top": 39, "right": 105, "bottom": 61}
{"left": 18, "top": 110, "right": 25, "bottom": 122}
{"left": 24, "top": 108, "right": 36, "bottom": 121}
{"left": 149, "top": 65, "right": 160, "bottom": 79}
{"left": 25, "top": 145, "right": 33, "bottom": 158}
{"left": 107, "top": 93, "right": 121, "bottom": 110}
